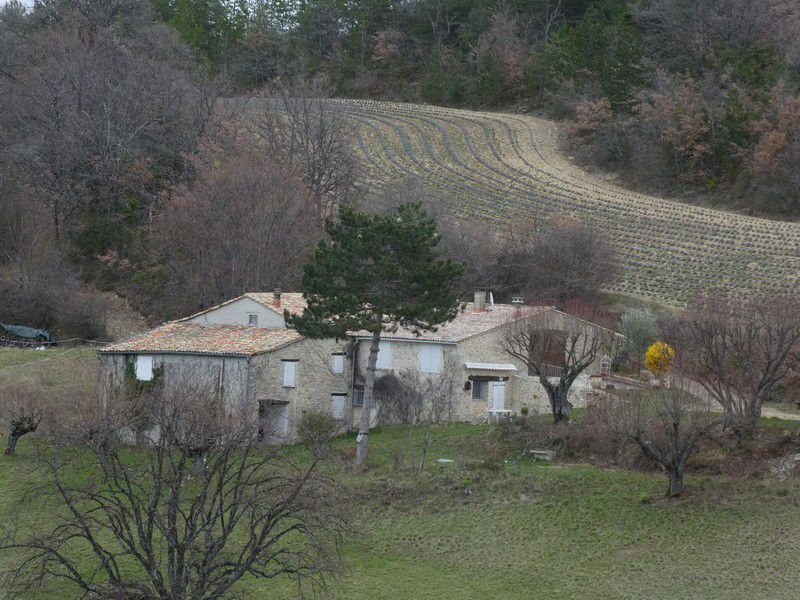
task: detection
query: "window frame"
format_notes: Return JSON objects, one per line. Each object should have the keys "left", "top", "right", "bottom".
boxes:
{"left": 247, "top": 313, "right": 259, "bottom": 327}
{"left": 331, "top": 352, "right": 345, "bottom": 374}
{"left": 471, "top": 380, "right": 488, "bottom": 401}
{"left": 375, "top": 340, "right": 392, "bottom": 369}
{"left": 281, "top": 359, "right": 298, "bottom": 388}
{"left": 135, "top": 355, "right": 154, "bottom": 381}
{"left": 352, "top": 387, "right": 364, "bottom": 407}
{"left": 330, "top": 393, "right": 347, "bottom": 420}
{"left": 419, "top": 343, "right": 443, "bottom": 374}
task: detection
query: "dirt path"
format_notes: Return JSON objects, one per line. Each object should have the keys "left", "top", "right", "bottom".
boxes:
{"left": 665, "top": 378, "right": 800, "bottom": 422}
{"left": 761, "top": 406, "right": 800, "bottom": 421}
{"left": 98, "top": 291, "right": 149, "bottom": 341}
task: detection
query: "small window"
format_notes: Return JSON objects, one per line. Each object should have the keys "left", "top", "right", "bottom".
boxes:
{"left": 282, "top": 360, "right": 297, "bottom": 388}
{"left": 332, "top": 353, "right": 345, "bottom": 374}
{"left": 472, "top": 380, "right": 488, "bottom": 401}
{"left": 331, "top": 393, "right": 347, "bottom": 419}
{"left": 135, "top": 355, "right": 154, "bottom": 381}
{"left": 352, "top": 387, "right": 364, "bottom": 406}
{"left": 247, "top": 314, "right": 259, "bottom": 327}
{"left": 375, "top": 340, "right": 391, "bottom": 369}
{"left": 419, "top": 343, "right": 443, "bottom": 374}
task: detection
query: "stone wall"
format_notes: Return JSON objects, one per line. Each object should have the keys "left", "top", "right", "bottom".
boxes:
{"left": 350, "top": 311, "right": 608, "bottom": 424}
{"left": 248, "top": 337, "right": 350, "bottom": 440}
{"left": 97, "top": 351, "right": 251, "bottom": 421}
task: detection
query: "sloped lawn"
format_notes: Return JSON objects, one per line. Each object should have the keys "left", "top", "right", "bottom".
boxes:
{"left": 1, "top": 420, "right": 800, "bottom": 599}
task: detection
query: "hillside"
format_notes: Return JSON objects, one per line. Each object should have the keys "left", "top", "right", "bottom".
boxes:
{"left": 335, "top": 100, "right": 800, "bottom": 305}
{"left": 3, "top": 417, "right": 800, "bottom": 599}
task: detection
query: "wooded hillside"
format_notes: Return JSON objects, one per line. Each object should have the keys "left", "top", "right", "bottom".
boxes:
{"left": 1, "top": 0, "right": 799, "bottom": 336}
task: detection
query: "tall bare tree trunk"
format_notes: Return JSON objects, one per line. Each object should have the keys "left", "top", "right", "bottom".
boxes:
{"left": 5, "top": 431, "right": 20, "bottom": 456}
{"left": 548, "top": 384, "right": 572, "bottom": 422}
{"left": 355, "top": 328, "right": 382, "bottom": 465}
{"left": 667, "top": 468, "right": 684, "bottom": 498}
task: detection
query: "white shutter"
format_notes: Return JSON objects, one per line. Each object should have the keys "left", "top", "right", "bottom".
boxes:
{"left": 420, "top": 344, "right": 442, "bottom": 374}
{"left": 332, "top": 353, "right": 345, "bottom": 374}
{"left": 375, "top": 341, "right": 391, "bottom": 369}
{"left": 135, "top": 355, "right": 154, "bottom": 381}
{"left": 282, "top": 361, "right": 296, "bottom": 387}
{"left": 331, "top": 393, "right": 347, "bottom": 419}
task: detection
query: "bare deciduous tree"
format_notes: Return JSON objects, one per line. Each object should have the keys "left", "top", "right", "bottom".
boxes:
{"left": 0, "top": 3, "right": 214, "bottom": 252}
{"left": 1, "top": 374, "right": 343, "bottom": 598}
{"left": 524, "top": 217, "right": 618, "bottom": 303}
{"left": 154, "top": 151, "right": 321, "bottom": 316}
{"left": 0, "top": 381, "right": 45, "bottom": 455}
{"left": 253, "top": 81, "right": 357, "bottom": 221}
{"left": 374, "top": 358, "right": 457, "bottom": 472}
{"left": 363, "top": 176, "right": 505, "bottom": 293}
{"left": 606, "top": 387, "right": 716, "bottom": 497}
{"left": 503, "top": 303, "right": 619, "bottom": 422}
{"left": 680, "top": 294, "right": 800, "bottom": 441}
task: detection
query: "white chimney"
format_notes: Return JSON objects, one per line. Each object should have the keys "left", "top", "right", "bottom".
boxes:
{"left": 473, "top": 290, "right": 486, "bottom": 312}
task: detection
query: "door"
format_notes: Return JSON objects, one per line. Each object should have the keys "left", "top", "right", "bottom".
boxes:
{"left": 491, "top": 381, "right": 506, "bottom": 411}
{"left": 259, "top": 400, "right": 289, "bottom": 443}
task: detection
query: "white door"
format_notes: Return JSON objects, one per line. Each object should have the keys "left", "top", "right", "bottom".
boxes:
{"left": 491, "top": 381, "right": 506, "bottom": 411}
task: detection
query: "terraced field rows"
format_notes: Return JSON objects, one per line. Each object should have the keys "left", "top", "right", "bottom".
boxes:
{"left": 334, "top": 99, "right": 800, "bottom": 305}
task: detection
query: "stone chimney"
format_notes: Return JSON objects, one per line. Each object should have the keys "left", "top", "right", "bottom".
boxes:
{"left": 273, "top": 289, "right": 282, "bottom": 307}
{"left": 473, "top": 290, "right": 486, "bottom": 312}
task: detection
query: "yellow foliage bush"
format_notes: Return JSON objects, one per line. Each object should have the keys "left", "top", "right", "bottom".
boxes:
{"left": 645, "top": 342, "right": 675, "bottom": 377}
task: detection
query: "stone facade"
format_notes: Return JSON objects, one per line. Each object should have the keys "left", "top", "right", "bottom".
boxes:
{"left": 248, "top": 337, "right": 351, "bottom": 439}
{"left": 351, "top": 313, "right": 601, "bottom": 426}
{"left": 97, "top": 352, "right": 251, "bottom": 414}
{"left": 99, "top": 294, "right": 613, "bottom": 444}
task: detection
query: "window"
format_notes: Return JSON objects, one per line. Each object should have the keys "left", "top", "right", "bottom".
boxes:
{"left": 247, "top": 314, "right": 259, "bottom": 327}
{"left": 332, "top": 353, "right": 345, "bottom": 374}
{"left": 375, "top": 340, "right": 392, "bottom": 369}
{"left": 352, "top": 387, "right": 364, "bottom": 406}
{"left": 282, "top": 360, "right": 297, "bottom": 387}
{"left": 331, "top": 393, "right": 347, "bottom": 419}
{"left": 419, "top": 343, "right": 443, "bottom": 374}
{"left": 472, "top": 380, "right": 488, "bottom": 400}
{"left": 135, "top": 355, "right": 154, "bottom": 381}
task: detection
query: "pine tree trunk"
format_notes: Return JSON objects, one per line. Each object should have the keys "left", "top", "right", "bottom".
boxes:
{"left": 355, "top": 328, "right": 382, "bottom": 466}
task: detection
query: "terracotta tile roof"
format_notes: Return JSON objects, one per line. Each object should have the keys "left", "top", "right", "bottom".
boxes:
{"left": 100, "top": 322, "right": 302, "bottom": 357}
{"left": 244, "top": 292, "right": 306, "bottom": 316}
{"left": 178, "top": 292, "right": 307, "bottom": 324}
{"left": 352, "top": 304, "right": 554, "bottom": 343}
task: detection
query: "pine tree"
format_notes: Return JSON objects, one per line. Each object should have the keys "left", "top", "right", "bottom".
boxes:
{"left": 287, "top": 203, "right": 464, "bottom": 465}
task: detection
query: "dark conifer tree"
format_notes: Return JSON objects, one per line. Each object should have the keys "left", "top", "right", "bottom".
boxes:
{"left": 287, "top": 203, "right": 464, "bottom": 464}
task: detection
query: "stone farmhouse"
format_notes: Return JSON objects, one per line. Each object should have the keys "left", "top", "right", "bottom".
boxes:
{"left": 98, "top": 291, "right": 617, "bottom": 442}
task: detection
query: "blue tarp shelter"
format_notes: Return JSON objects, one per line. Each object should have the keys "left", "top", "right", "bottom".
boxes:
{"left": 1, "top": 324, "right": 55, "bottom": 343}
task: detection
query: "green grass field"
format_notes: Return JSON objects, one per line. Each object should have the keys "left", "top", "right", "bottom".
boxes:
{"left": 1, "top": 419, "right": 800, "bottom": 600}
{"left": 1, "top": 348, "right": 798, "bottom": 599}
{"left": 0, "top": 347, "right": 97, "bottom": 393}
